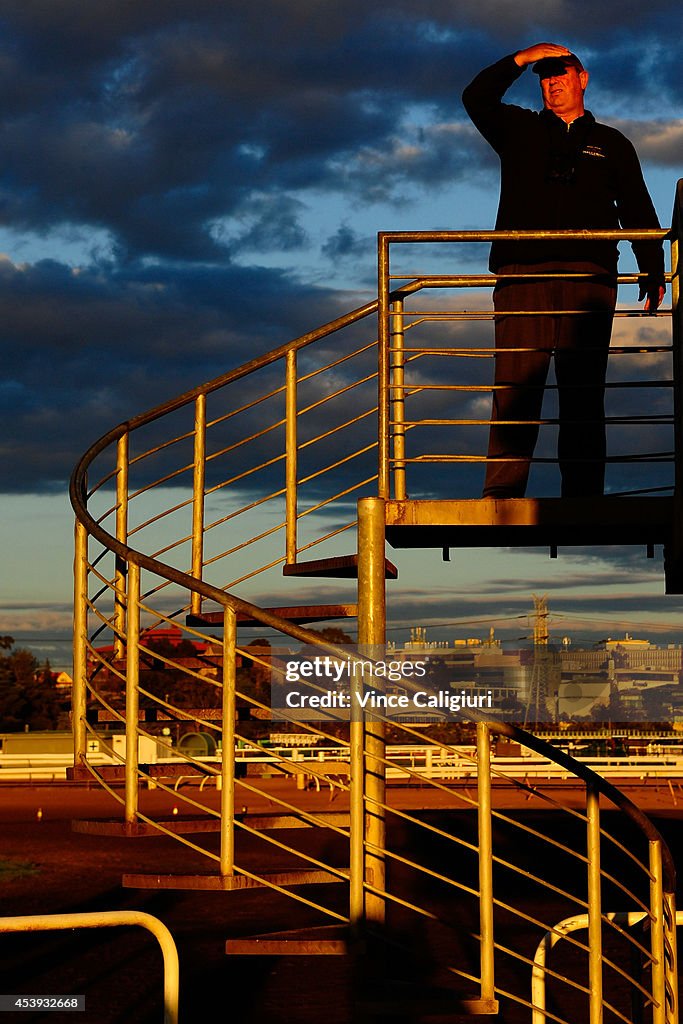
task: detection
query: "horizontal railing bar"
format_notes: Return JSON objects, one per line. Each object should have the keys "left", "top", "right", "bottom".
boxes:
{"left": 397, "top": 345, "right": 674, "bottom": 355}
{"left": 395, "top": 454, "right": 674, "bottom": 464}
{"left": 495, "top": 940, "right": 593, "bottom": 998}
{"left": 128, "top": 428, "right": 195, "bottom": 468}
{"left": 394, "top": 416, "right": 674, "bottom": 427}
{"left": 220, "top": 552, "right": 288, "bottom": 590}
{"left": 202, "top": 517, "right": 285, "bottom": 569}
{"left": 84, "top": 648, "right": 126, "bottom": 686}
{"left": 296, "top": 340, "right": 377, "bottom": 385}
{"left": 389, "top": 381, "right": 673, "bottom": 390}
{"left": 129, "top": 498, "right": 195, "bottom": 538}
{"left": 492, "top": 852, "right": 589, "bottom": 909}
{"left": 95, "top": 501, "right": 121, "bottom": 527}
{"left": 127, "top": 462, "right": 195, "bottom": 500}
{"left": 381, "top": 228, "right": 670, "bottom": 243}
{"left": 298, "top": 407, "right": 378, "bottom": 451}
{"left": 148, "top": 532, "right": 193, "bottom": 561}
{"left": 365, "top": 766, "right": 479, "bottom": 815}
{"left": 294, "top": 517, "right": 358, "bottom": 554}
{"left": 205, "top": 382, "right": 286, "bottom": 431}
{"left": 299, "top": 374, "right": 378, "bottom": 416}
{"left": 235, "top": 818, "right": 350, "bottom": 880}
{"left": 204, "top": 485, "right": 287, "bottom": 534}
{"left": 86, "top": 465, "right": 118, "bottom": 500}
{"left": 205, "top": 415, "right": 286, "bottom": 465}
{"left": 364, "top": 839, "right": 480, "bottom": 897}
{"left": 136, "top": 642, "right": 222, "bottom": 690}
{"left": 234, "top": 776, "right": 351, "bottom": 831}
{"left": 297, "top": 443, "right": 378, "bottom": 486}
{"left": 388, "top": 308, "right": 672, "bottom": 318}
{"left": 296, "top": 474, "right": 377, "bottom": 521}
{"left": 204, "top": 451, "right": 286, "bottom": 495}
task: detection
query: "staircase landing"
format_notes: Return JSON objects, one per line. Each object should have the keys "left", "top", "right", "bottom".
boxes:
{"left": 385, "top": 496, "right": 674, "bottom": 548}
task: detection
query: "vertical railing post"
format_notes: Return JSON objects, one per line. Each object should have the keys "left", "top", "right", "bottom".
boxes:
{"left": 349, "top": 673, "right": 364, "bottom": 931}
{"left": 586, "top": 781, "right": 603, "bottom": 1024}
{"left": 125, "top": 561, "right": 141, "bottom": 829}
{"left": 357, "top": 497, "right": 387, "bottom": 927}
{"left": 663, "top": 891, "right": 678, "bottom": 1024}
{"left": 377, "top": 233, "right": 391, "bottom": 498}
{"left": 191, "top": 394, "right": 206, "bottom": 617}
{"left": 114, "top": 433, "right": 129, "bottom": 660}
{"left": 477, "top": 722, "right": 495, "bottom": 1004}
{"left": 391, "top": 297, "right": 407, "bottom": 500}
{"left": 72, "top": 518, "right": 88, "bottom": 765}
{"left": 285, "top": 349, "right": 298, "bottom": 565}
{"left": 220, "top": 605, "right": 236, "bottom": 877}
{"left": 650, "top": 840, "right": 667, "bottom": 1024}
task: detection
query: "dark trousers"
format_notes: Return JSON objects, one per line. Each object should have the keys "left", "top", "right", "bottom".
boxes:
{"left": 483, "top": 263, "right": 617, "bottom": 498}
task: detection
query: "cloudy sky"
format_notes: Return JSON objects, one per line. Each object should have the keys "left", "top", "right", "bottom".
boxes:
{"left": 1, "top": 0, "right": 683, "bottom": 668}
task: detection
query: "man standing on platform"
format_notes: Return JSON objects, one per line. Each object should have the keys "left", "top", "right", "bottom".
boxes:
{"left": 462, "top": 43, "right": 665, "bottom": 498}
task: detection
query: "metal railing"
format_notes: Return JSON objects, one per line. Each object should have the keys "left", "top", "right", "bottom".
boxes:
{"left": 377, "top": 222, "right": 680, "bottom": 500}
{"left": 0, "top": 911, "right": 179, "bottom": 1024}
{"left": 70, "top": 181, "right": 683, "bottom": 1021}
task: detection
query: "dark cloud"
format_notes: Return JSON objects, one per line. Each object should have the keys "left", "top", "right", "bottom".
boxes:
{"left": 321, "top": 225, "right": 370, "bottom": 263}
{"left": 0, "top": 1, "right": 678, "bottom": 264}
{"left": 0, "top": 0, "right": 680, "bottom": 497}
{"left": 0, "top": 255, "right": 356, "bottom": 491}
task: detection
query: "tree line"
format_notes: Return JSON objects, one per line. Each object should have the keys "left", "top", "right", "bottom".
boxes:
{"left": 0, "top": 636, "right": 64, "bottom": 731}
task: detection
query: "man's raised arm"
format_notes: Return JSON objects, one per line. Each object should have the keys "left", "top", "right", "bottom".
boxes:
{"left": 462, "top": 43, "right": 568, "bottom": 147}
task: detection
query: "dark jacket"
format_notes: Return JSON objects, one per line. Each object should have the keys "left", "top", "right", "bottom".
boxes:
{"left": 462, "top": 55, "right": 665, "bottom": 281}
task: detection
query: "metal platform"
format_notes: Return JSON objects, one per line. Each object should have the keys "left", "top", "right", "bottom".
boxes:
{"left": 384, "top": 496, "right": 674, "bottom": 548}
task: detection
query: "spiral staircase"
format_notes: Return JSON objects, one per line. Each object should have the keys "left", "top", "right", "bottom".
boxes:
{"left": 68, "top": 183, "right": 683, "bottom": 1022}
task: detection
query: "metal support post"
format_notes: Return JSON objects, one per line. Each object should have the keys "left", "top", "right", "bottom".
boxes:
{"left": 349, "top": 676, "right": 364, "bottom": 930}
{"left": 114, "top": 432, "right": 129, "bottom": 659}
{"left": 220, "top": 605, "right": 236, "bottom": 877}
{"left": 477, "top": 722, "right": 495, "bottom": 1003}
{"left": 357, "top": 496, "right": 387, "bottom": 926}
{"left": 650, "top": 840, "right": 667, "bottom": 1024}
{"left": 663, "top": 891, "right": 679, "bottom": 1024}
{"left": 190, "top": 394, "right": 206, "bottom": 617}
{"left": 391, "top": 297, "right": 407, "bottom": 500}
{"left": 72, "top": 519, "right": 88, "bottom": 764}
{"left": 586, "top": 782, "right": 603, "bottom": 1024}
{"left": 125, "top": 561, "right": 141, "bottom": 828}
{"left": 285, "top": 349, "right": 298, "bottom": 564}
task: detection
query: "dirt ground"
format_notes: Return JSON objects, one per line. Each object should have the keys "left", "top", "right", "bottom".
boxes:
{"left": 1, "top": 779, "right": 681, "bottom": 1024}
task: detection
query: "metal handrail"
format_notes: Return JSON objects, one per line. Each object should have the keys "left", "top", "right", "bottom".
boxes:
{"left": 0, "top": 911, "right": 179, "bottom": 1024}
{"left": 71, "top": 193, "right": 682, "bottom": 1022}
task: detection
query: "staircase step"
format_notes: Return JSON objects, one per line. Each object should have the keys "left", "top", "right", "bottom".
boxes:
{"left": 67, "top": 763, "right": 213, "bottom": 783}
{"left": 283, "top": 554, "right": 398, "bottom": 579}
{"left": 123, "top": 868, "right": 347, "bottom": 890}
{"left": 72, "top": 810, "right": 350, "bottom": 837}
{"left": 72, "top": 816, "right": 221, "bottom": 837}
{"left": 226, "top": 925, "right": 350, "bottom": 955}
{"left": 187, "top": 603, "right": 357, "bottom": 627}
{"left": 246, "top": 812, "right": 351, "bottom": 829}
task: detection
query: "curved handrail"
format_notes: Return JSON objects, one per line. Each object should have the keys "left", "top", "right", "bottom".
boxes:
{"left": 70, "top": 296, "right": 379, "bottom": 487}
{"left": 70, "top": 293, "right": 676, "bottom": 896}
{"left": 488, "top": 720, "right": 676, "bottom": 891}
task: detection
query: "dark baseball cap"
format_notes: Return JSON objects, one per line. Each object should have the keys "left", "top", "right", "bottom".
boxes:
{"left": 532, "top": 54, "right": 584, "bottom": 78}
